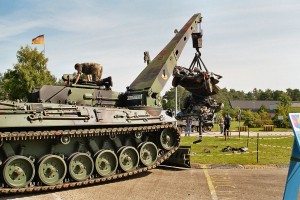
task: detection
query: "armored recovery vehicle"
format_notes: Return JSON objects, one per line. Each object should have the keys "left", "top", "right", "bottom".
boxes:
{"left": 0, "top": 13, "right": 206, "bottom": 194}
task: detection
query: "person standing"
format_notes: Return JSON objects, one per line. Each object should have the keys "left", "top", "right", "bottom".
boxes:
{"left": 74, "top": 63, "right": 103, "bottom": 84}
{"left": 224, "top": 114, "right": 232, "bottom": 136}
{"left": 219, "top": 117, "right": 224, "bottom": 135}
{"left": 185, "top": 117, "right": 192, "bottom": 136}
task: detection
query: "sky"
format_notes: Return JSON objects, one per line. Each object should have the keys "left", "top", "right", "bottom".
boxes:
{"left": 0, "top": 0, "right": 299, "bottom": 94}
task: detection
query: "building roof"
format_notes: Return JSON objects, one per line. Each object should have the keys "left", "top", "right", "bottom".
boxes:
{"left": 291, "top": 101, "right": 300, "bottom": 107}
{"left": 230, "top": 100, "right": 279, "bottom": 111}
{"left": 230, "top": 100, "right": 300, "bottom": 111}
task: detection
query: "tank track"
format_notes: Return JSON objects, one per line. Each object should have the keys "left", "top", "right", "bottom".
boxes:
{"left": 0, "top": 124, "right": 179, "bottom": 195}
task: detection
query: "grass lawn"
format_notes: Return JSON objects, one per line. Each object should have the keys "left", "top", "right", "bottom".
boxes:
{"left": 180, "top": 135, "right": 294, "bottom": 165}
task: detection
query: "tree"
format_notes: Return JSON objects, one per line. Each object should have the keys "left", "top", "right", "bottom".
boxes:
{"left": 162, "top": 86, "right": 190, "bottom": 111}
{"left": 243, "top": 109, "right": 260, "bottom": 127}
{"left": 286, "top": 88, "right": 300, "bottom": 101}
{"left": 279, "top": 93, "right": 292, "bottom": 110}
{"left": 245, "top": 91, "right": 255, "bottom": 100}
{"left": 2, "top": 46, "right": 57, "bottom": 100}
{"left": 258, "top": 104, "right": 267, "bottom": 113}
{"left": 273, "top": 93, "right": 292, "bottom": 128}
{"left": 273, "top": 90, "right": 284, "bottom": 100}
{"left": 0, "top": 73, "right": 6, "bottom": 100}
{"left": 258, "top": 89, "right": 273, "bottom": 100}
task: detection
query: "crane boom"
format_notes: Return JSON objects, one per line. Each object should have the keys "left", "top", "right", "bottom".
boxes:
{"left": 126, "top": 13, "right": 202, "bottom": 107}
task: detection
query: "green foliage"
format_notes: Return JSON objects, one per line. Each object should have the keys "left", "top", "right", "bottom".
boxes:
{"left": 243, "top": 110, "right": 260, "bottom": 127}
{"left": 0, "top": 73, "right": 6, "bottom": 100}
{"left": 257, "top": 89, "right": 273, "bottom": 100}
{"left": 286, "top": 88, "right": 300, "bottom": 101}
{"left": 272, "top": 93, "right": 292, "bottom": 128}
{"left": 257, "top": 104, "right": 267, "bottom": 113}
{"left": 213, "top": 88, "right": 236, "bottom": 117}
{"left": 273, "top": 90, "right": 285, "bottom": 100}
{"left": 2, "top": 46, "right": 57, "bottom": 100}
{"left": 162, "top": 86, "right": 190, "bottom": 111}
{"left": 241, "top": 109, "right": 272, "bottom": 128}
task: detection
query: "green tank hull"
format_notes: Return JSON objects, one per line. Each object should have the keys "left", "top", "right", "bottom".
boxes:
{"left": 0, "top": 101, "right": 179, "bottom": 194}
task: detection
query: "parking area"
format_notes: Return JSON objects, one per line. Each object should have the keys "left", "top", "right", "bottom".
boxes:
{"left": 1, "top": 167, "right": 290, "bottom": 200}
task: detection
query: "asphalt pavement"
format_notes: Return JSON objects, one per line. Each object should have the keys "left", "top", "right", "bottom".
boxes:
{"left": 1, "top": 167, "right": 291, "bottom": 200}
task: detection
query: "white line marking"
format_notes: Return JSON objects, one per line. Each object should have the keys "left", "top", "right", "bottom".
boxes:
{"left": 203, "top": 168, "right": 218, "bottom": 200}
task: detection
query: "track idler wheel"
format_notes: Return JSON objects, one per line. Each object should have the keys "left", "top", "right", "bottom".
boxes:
{"left": 94, "top": 149, "right": 118, "bottom": 177}
{"left": 2, "top": 155, "right": 35, "bottom": 188}
{"left": 38, "top": 154, "right": 67, "bottom": 186}
{"left": 118, "top": 146, "right": 139, "bottom": 172}
{"left": 68, "top": 153, "right": 94, "bottom": 181}
{"left": 160, "top": 128, "right": 178, "bottom": 150}
{"left": 138, "top": 142, "right": 158, "bottom": 166}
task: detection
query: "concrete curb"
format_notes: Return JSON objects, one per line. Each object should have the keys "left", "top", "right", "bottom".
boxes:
{"left": 191, "top": 163, "right": 289, "bottom": 169}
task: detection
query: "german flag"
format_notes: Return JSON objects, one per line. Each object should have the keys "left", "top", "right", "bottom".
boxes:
{"left": 32, "top": 35, "right": 44, "bottom": 44}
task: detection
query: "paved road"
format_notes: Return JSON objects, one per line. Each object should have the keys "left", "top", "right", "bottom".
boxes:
{"left": 1, "top": 167, "right": 290, "bottom": 200}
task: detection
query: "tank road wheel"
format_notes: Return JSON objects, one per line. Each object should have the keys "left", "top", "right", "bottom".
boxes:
{"left": 118, "top": 146, "right": 139, "bottom": 172}
{"left": 94, "top": 150, "right": 118, "bottom": 177}
{"left": 160, "top": 128, "right": 177, "bottom": 150}
{"left": 68, "top": 153, "right": 94, "bottom": 181}
{"left": 2, "top": 156, "right": 35, "bottom": 188}
{"left": 138, "top": 142, "right": 158, "bottom": 166}
{"left": 38, "top": 154, "right": 67, "bottom": 186}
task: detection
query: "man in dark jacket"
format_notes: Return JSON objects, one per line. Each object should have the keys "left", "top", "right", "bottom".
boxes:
{"left": 74, "top": 63, "right": 102, "bottom": 84}
{"left": 224, "top": 114, "right": 232, "bottom": 136}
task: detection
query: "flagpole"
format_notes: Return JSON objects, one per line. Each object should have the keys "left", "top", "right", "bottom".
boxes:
{"left": 43, "top": 34, "right": 45, "bottom": 55}
{"left": 32, "top": 34, "right": 45, "bottom": 54}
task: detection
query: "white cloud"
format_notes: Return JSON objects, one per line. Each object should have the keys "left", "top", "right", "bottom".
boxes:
{"left": 0, "top": 19, "right": 42, "bottom": 40}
